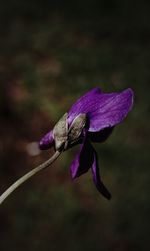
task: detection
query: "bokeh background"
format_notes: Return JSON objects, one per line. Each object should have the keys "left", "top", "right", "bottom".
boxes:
{"left": 0, "top": 1, "right": 150, "bottom": 250}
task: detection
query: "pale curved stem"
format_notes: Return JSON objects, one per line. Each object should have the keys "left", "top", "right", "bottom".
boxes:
{"left": 0, "top": 151, "right": 61, "bottom": 205}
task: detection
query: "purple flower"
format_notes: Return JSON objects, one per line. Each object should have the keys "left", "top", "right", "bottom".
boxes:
{"left": 39, "top": 87, "right": 134, "bottom": 199}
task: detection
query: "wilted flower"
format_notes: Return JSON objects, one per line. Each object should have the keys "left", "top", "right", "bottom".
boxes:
{"left": 39, "top": 87, "right": 134, "bottom": 199}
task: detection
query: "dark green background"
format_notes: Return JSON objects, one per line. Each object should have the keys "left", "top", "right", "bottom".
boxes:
{"left": 0, "top": 1, "right": 149, "bottom": 250}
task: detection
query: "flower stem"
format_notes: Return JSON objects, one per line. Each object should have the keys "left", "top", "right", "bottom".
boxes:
{"left": 0, "top": 151, "right": 61, "bottom": 205}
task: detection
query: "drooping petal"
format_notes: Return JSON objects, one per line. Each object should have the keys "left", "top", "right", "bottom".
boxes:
{"left": 39, "top": 130, "right": 54, "bottom": 150}
{"left": 70, "top": 137, "right": 94, "bottom": 179}
{"left": 70, "top": 138, "right": 111, "bottom": 199}
{"left": 68, "top": 88, "right": 134, "bottom": 132}
{"left": 91, "top": 148, "right": 111, "bottom": 200}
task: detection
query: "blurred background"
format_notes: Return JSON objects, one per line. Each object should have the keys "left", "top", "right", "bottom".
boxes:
{"left": 0, "top": 0, "right": 150, "bottom": 250}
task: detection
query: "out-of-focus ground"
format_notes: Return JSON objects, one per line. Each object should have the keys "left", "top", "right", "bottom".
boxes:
{"left": 0, "top": 1, "right": 150, "bottom": 250}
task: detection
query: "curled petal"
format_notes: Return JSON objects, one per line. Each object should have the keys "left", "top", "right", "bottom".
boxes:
{"left": 39, "top": 130, "right": 54, "bottom": 150}
{"left": 91, "top": 149, "right": 111, "bottom": 200}
{"left": 70, "top": 137, "right": 93, "bottom": 179}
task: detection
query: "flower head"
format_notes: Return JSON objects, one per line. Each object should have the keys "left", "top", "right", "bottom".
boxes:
{"left": 39, "top": 87, "right": 134, "bottom": 199}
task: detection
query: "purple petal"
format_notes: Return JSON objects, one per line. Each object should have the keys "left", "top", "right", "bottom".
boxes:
{"left": 89, "top": 88, "right": 134, "bottom": 132}
{"left": 70, "top": 138, "right": 94, "bottom": 179}
{"left": 39, "top": 130, "right": 54, "bottom": 150}
{"left": 91, "top": 149, "right": 111, "bottom": 200}
{"left": 68, "top": 87, "right": 102, "bottom": 125}
{"left": 68, "top": 88, "right": 134, "bottom": 132}
{"left": 70, "top": 138, "right": 111, "bottom": 199}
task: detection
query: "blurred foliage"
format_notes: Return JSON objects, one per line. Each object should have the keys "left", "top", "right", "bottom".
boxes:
{"left": 0, "top": 0, "right": 150, "bottom": 251}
